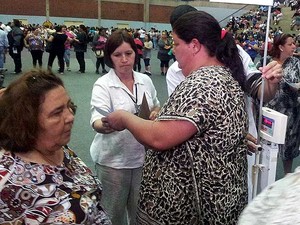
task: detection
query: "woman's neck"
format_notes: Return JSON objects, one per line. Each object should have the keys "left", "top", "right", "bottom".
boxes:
{"left": 16, "top": 146, "right": 64, "bottom": 166}
{"left": 116, "top": 71, "right": 134, "bottom": 93}
{"left": 274, "top": 55, "right": 287, "bottom": 64}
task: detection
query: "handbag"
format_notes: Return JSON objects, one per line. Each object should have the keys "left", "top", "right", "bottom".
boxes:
{"left": 95, "top": 49, "right": 104, "bottom": 58}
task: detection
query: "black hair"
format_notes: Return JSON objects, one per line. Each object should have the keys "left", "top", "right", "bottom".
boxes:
{"left": 173, "top": 11, "right": 246, "bottom": 91}
{"left": 170, "top": 5, "right": 197, "bottom": 27}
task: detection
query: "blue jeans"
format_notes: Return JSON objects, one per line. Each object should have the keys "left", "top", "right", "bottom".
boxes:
{"left": 64, "top": 48, "right": 71, "bottom": 67}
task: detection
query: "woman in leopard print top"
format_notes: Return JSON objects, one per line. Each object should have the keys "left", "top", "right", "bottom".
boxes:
{"left": 103, "top": 11, "right": 248, "bottom": 224}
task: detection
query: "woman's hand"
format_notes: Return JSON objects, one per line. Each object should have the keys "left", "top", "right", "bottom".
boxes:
{"left": 93, "top": 119, "right": 115, "bottom": 134}
{"left": 101, "top": 110, "right": 130, "bottom": 131}
{"left": 149, "top": 107, "right": 160, "bottom": 120}
{"left": 246, "top": 133, "right": 262, "bottom": 156}
{"left": 259, "top": 60, "right": 282, "bottom": 84}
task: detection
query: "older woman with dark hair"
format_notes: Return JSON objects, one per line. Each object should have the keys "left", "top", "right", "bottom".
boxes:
{"left": 0, "top": 70, "right": 111, "bottom": 224}
{"left": 265, "top": 33, "right": 300, "bottom": 174}
{"left": 103, "top": 11, "right": 249, "bottom": 224}
{"left": 90, "top": 29, "right": 160, "bottom": 225}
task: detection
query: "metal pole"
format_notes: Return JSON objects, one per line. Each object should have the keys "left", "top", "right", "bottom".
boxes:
{"left": 98, "top": 0, "right": 101, "bottom": 27}
{"left": 252, "top": 5, "right": 272, "bottom": 199}
{"left": 46, "top": 0, "right": 50, "bottom": 21}
{"left": 144, "top": 0, "right": 150, "bottom": 31}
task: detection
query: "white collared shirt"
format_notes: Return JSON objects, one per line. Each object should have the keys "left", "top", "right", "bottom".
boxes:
{"left": 90, "top": 69, "right": 160, "bottom": 168}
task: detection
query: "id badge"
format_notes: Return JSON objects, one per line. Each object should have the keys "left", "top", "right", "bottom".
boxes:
{"left": 13, "top": 47, "right": 17, "bottom": 54}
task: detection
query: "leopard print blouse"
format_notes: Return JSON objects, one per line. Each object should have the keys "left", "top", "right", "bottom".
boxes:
{"left": 136, "top": 66, "right": 248, "bottom": 225}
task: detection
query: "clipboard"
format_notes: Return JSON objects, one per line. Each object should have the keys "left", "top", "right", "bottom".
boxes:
{"left": 138, "top": 93, "right": 150, "bottom": 120}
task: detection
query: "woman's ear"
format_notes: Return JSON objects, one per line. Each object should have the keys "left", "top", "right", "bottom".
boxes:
{"left": 191, "top": 38, "right": 201, "bottom": 55}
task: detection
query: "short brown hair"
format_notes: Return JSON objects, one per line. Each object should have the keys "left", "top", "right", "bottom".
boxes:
{"left": 104, "top": 29, "right": 138, "bottom": 68}
{"left": 0, "top": 70, "right": 65, "bottom": 153}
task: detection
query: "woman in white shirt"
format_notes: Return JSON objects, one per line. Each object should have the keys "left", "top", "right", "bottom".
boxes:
{"left": 90, "top": 29, "right": 160, "bottom": 225}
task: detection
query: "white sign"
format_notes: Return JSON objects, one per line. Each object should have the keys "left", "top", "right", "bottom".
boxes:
{"left": 210, "top": 0, "right": 273, "bottom": 6}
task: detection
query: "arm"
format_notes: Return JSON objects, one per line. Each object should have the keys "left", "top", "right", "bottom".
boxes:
{"left": 144, "top": 41, "right": 153, "bottom": 50}
{"left": 24, "top": 33, "right": 30, "bottom": 48}
{"left": 238, "top": 45, "right": 282, "bottom": 102}
{"left": 102, "top": 110, "right": 197, "bottom": 151}
{"left": 90, "top": 83, "right": 115, "bottom": 134}
{"left": 47, "top": 34, "right": 54, "bottom": 42}
{"left": 166, "top": 61, "right": 185, "bottom": 96}
{"left": 66, "top": 36, "right": 73, "bottom": 43}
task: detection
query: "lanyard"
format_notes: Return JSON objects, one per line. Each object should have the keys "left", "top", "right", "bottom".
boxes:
{"left": 125, "top": 84, "right": 140, "bottom": 115}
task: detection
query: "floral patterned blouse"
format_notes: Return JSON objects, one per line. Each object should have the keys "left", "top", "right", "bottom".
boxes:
{"left": 0, "top": 147, "right": 111, "bottom": 225}
{"left": 266, "top": 56, "right": 300, "bottom": 161}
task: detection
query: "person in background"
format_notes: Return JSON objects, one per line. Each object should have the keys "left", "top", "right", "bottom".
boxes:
{"left": 92, "top": 27, "right": 108, "bottom": 74}
{"left": 62, "top": 25, "right": 75, "bottom": 72}
{"left": 73, "top": 24, "right": 88, "bottom": 74}
{"left": 243, "top": 35, "right": 260, "bottom": 62}
{"left": 149, "top": 28, "right": 158, "bottom": 50}
{"left": 265, "top": 33, "right": 300, "bottom": 174}
{"left": 157, "top": 31, "right": 172, "bottom": 75}
{"left": 143, "top": 33, "right": 153, "bottom": 76}
{"left": 90, "top": 29, "right": 160, "bottom": 225}
{"left": 102, "top": 11, "right": 249, "bottom": 224}
{"left": 46, "top": 25, "right": 69, "bottom": 75}
{"left": 0, "top": 24, "right": 9, "bottom": 84}
{"left": 133, "top": 32, "right": 143, "bottom": 72}
{"left": 24, "top": 27, "right": 44, "bottom": 68}
{"left": 0, "top": 69, "right": 111, "bottom": 225}
{"left": 7, "top": 19, "right": 24, "bottom": 74}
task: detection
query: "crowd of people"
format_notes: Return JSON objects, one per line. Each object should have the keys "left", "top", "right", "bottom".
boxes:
{"left": 0, "top": 2, "right": 300, "bottom": 225}
{"left": 0, "top": 20, "right": 165, "bottom": 80}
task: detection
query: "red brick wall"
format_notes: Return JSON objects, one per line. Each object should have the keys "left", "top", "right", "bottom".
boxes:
{"left": 0, "top": 0, "right": 172, "bottom": 23}
{"left": 49, "top": 0, "right": 98, "bottom": 19}
{"left": 149, "top": 5, "right": 174, "bottom": 23}
{"left": 0, "top": 0, "right": 45, "bottom": 16}
{"left": 102, "top": 2, "right": 144, "bottom": 21}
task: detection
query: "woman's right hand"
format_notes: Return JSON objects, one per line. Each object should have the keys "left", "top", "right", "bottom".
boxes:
{"left": 93, "top": 119, "right": 115, "bottom": 134}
